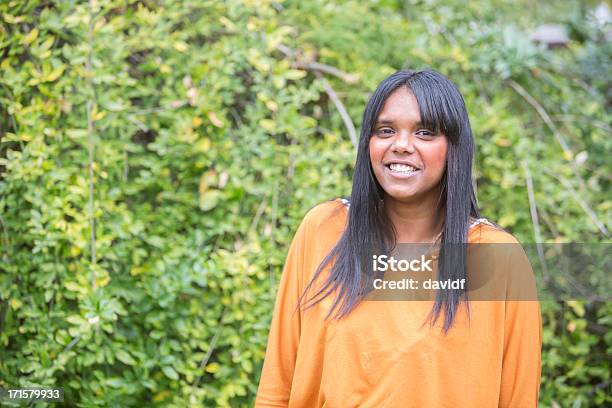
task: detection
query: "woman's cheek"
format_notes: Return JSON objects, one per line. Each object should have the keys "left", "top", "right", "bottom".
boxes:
{"left": 368, "top": 140, "right": 384, "bottom": 170}
{"left": 369, "top": 139, "right": 381, "bottom": 160}
{"left": 429, "top": 140, "right": 448, "bottom": 175}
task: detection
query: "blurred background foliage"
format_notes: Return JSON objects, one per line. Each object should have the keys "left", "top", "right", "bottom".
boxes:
{"left": 0, "top": 0, "right": 610, "bottom": 406}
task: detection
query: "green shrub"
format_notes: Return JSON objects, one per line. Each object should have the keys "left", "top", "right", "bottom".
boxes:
{"left": 0, "top": 0, "right": 609, "bottom": 406}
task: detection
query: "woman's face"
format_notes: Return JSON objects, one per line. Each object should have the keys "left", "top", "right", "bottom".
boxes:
{"left": 369, "top": 87, "right": 448, "bottom": 203}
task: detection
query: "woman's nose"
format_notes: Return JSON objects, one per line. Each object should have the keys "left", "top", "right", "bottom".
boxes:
{"left": 391, "top": 132, "right": 416, "bottom": 153}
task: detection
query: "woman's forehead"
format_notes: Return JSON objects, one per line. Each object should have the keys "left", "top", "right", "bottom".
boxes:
{"left": 377, "top": 87, "right": 421, "bottom": 124}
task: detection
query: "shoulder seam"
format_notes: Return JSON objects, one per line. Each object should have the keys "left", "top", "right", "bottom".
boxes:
{"left": 469, "top": 217, "right": 496, "bottom": 230}
{"left": 304, "top": 199, "right": 347, "bottom": 228}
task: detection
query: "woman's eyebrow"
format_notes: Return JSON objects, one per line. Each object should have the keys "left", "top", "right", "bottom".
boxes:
{"left": 375, "top": 119, "right": 425, "bottom": 127}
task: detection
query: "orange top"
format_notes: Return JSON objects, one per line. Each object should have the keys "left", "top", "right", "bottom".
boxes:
{"left": 256, "top": 199, "right": 542, "bottom": 408}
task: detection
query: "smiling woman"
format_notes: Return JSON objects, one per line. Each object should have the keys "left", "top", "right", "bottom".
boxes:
{"left": 369, "top": 87, "right": 449, "bottom": 205}
{"left": 255, "top": 70, "right": 542, "bottom": 407}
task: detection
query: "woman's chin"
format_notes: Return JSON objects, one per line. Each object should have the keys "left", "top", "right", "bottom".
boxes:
{"left": 382, "top": 184, "right": 441, "bottom": 203}
{"left": 383, "top": 189, "right": 420, "bottom": 202}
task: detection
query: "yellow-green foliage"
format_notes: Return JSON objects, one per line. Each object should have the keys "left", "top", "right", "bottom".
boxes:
{"left": 0, "top": 0, "right": 610, "bottom": 406}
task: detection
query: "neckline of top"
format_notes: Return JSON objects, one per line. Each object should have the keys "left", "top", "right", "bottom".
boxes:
{"left": 336, "top": 198, "right": 494, "bottom": 231}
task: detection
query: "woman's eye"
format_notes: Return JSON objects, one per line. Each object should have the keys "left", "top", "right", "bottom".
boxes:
{"left": 416, "top": 129, "right": 435, "bottom": 138}
{"left": 376, "top": 128, "right": 394, "bottom": 136}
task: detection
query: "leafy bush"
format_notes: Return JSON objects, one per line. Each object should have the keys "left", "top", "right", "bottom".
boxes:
{"left": 0, "top": 0, "right": 609, "bottom": 406}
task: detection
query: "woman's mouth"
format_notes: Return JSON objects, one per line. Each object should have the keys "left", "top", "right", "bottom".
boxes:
{"left": 386, "top": 163, "right": 420, "bottom": 177}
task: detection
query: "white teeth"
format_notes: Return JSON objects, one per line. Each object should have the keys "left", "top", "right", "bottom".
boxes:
{"left": 389, "top": 163, "right": 417, "bottom": 173}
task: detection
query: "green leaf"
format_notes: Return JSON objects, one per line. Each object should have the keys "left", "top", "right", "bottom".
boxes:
{"left": 161, "top": 365, "right": 179, "bottom": 380}
{"left": 116, "top": 349, "right": 136, "bottom": 365}
{"left": 199, "top": 190, "right": 221, "bottom": 212}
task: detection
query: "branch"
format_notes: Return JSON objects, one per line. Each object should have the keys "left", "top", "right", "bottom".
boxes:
{"left": 248, "top": 198, "right": 267, "bottom": 234}
{"left": 546, "top": 170, "right": 609, "bottom": 236}
{"left": 549, "top": 115, "right": 611, "bottom": 133}
{"left": 0, "top": 214, "right": 9, "bottom": 246}
{"left": 315, "top": 71, "right": 358, "bottom": 148}
{"left": 276, "top": 44, "right": 359, "bottom": 84}
{"left": 521, "top": 160, "right": 549, "bottom": 281}
{"left": 276, "top": 44, "right": 359, "bottom": 148}
{"left": 86, "top": 0, "right": 99, "bottom": 288}
{"left": 292, "top": 60, "right": 359, "bottom": 84}
{"left": 507, "top": 80, "right": 571, "bottom": 154}
{"left": 193, "top": 308, "right": 226, "bottom": 389}
{"left": 287, "top": 137, "right": 297, "bottom": 179}
{"left": 508, "top": 79, "right": 602, "bottom": 225}
{"left": 127, "top": 100, "right": 187, "bottom": 116}
{"left": 127, "top": 115, "right": 148, "bottom": 132}
{"left": 62, "top": 335, "right": 82, "bottom": 353}
{"left": 270, "top": 184, "right": 279, "bottom": 289}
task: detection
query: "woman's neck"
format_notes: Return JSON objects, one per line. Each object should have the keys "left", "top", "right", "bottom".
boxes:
{"left": 383, "top": 192, "right": 445, "bottom": 243}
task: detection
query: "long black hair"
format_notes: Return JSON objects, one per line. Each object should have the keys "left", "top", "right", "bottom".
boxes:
{"left": 296, "top": 69, "right": 480, "bottom": 332}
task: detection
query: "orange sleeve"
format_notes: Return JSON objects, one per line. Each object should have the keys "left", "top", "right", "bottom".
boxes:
{"left": 498, "top": 300, "right": 542, "bottom": 407}
{"left": 255, "top": 213, "right": 309, "bottom": 407}
{"left": 498, "top": 244, "right": 543, "bottom": 407}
